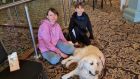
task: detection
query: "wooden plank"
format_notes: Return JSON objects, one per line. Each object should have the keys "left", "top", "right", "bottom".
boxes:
{"left": 0, "top": 24, "right": 39, "bottom": 29}
{"left": 19, "top": 48, "right": 34, "bottom": 60}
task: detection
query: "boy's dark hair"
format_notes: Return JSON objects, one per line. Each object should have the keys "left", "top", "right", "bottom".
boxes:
{"left": 75, "top": 2, "right": 84, "bottom": 8}
{"left": 46, "top": 8, "right": 59, "bottom": 16}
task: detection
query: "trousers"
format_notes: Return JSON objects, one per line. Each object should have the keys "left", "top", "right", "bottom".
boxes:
{"left": 42, "top": 40, "right": 75, "bottom": 65}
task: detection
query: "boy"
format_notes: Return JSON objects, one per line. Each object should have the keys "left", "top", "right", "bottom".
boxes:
{"left": 69, "top": 2, "right": 94, "bottom": 46}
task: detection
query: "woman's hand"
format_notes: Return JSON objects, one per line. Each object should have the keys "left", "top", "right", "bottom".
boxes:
{"left": 57, "top": 50, "right": 68, "bottom": 58}
{"left": 59, "top": 52, "right": 68, "bottom": 58}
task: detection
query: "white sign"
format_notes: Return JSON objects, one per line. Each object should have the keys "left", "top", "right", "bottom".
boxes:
{"left": 8, "top": 52, "right": 20, "bottom": 72}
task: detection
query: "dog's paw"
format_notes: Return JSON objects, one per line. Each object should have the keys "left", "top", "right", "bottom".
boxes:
{"left": 61, "top": 75, "right": 70, "bottom": 79}
{"left": 61, "top": 59, "right": 66, "bottom": 65}
{"left": 61, "top": 60, "right": 70, "bottom": 68}
{"left": 65, "top": 63, "right": 70, "bottom": 68}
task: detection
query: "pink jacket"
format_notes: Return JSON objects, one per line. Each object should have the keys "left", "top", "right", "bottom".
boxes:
{"left": 38, "top": 19, "right": 67, "bottom": 53}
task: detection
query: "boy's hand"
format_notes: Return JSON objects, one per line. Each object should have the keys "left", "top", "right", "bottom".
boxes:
{"left": 68, "top": 41, "right": 74, "bottom": 45}
{"left": 89, "top": 35, "right": 94, "bottom": 39}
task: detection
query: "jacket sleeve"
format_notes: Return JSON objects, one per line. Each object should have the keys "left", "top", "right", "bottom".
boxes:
{"left": 69, "top": 16, "right": 79, "bottom": 43}
{"left": 58, "top": 24, "right": 67, "bottom": 42}
{"left": 68, "top": 16, "right": 76, "bottom": 39}
{"left": 38, "top": 22, "right": 60, "bottom": 53}
{"left": 86, "top": 15, "right": 94, "bottom": 39}
{"left": 69, "top": 17, "right": 75, "bottom": 32}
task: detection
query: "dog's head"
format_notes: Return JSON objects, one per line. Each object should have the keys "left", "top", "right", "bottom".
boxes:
{"left": 78, "top": 55, "right": 104, "bottom": 77}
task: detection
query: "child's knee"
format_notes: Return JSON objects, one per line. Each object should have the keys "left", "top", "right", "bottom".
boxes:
{"left": 49, "top": 56, "right": 61, "bottom": 65}
{"left": 42, "top": 53, "right": 61, "bottom": 65}
{"left": 66, "top": 45, "right": 75, "bottom": 54}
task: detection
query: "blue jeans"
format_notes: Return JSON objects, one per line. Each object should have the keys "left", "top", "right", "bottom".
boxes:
{"left": 42, "top": 40, "right": 75, "bottom": 65}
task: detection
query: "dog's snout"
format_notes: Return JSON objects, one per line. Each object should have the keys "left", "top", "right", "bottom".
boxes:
{"left": 95, "top": 71, "right": 99, "bottom": 74}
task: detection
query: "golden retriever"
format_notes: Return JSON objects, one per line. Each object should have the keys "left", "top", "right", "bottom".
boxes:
{"left": 61, "top": 45, "right": 105, "bottom": 79}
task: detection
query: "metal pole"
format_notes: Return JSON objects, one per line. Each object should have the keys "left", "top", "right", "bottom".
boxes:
{"left": 13, "top": 0, "right": 20, "bottom": 24}
{"left": 7, "top": 8, "right": 14, "bottom": 25}
{"left": 93, "top": 0, "right": 97, "bottom": 10}
{"left": 68, "top": 0, "right": 72, "bottom": 23}
{"left": 24, "top": 3, "right": 38, "bottom": 59}
{"left": 101, "top": 0, "right": 103, "bottom": 8}
{"left": 61, "top": 0, "right": 67, "bottom": 26}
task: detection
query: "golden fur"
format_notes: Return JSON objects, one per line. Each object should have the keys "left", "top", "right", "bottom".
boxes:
{"left": 61, "top": 45, "right": 105, "bottom": 79}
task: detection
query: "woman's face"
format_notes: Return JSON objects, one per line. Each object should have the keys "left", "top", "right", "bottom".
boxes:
{"left": 47, "top": 11, "right": 58, "bottom": 23}
{"left": 75, "top": 6, "right": 84, "bottom": 16}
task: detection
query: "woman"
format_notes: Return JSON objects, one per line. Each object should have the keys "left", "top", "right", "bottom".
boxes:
{"left": 38, "top": 8, "right": 75, "bottom": 65}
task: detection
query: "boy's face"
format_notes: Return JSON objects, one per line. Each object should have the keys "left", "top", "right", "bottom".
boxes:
{"left": 75, "top": 6, "right": 84, "bottom": 16}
